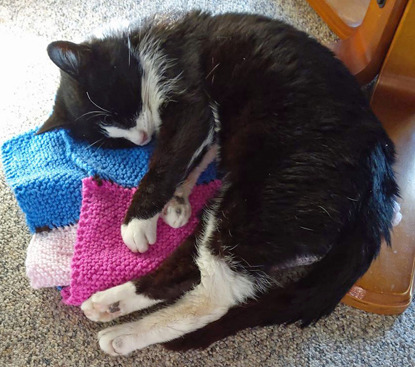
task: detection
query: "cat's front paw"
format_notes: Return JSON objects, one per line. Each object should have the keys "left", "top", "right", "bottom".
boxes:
{"left": 161, "top": 195, "right": 191, "bottom": 228}
{"left": 121, "top": 215, "right": 159, "bottom": 253}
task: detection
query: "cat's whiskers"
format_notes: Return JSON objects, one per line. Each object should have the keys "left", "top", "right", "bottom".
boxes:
{"left": 87, "top": 138, "right": 104, "bottom": 149}
{"left": 103, "top": 115, "right": 111, "bottom": 124}
{"left": 95, "top": 140, "right": 106, "bottom": 152}
{"left": 86, "top": 92, "right": 114, "bottom": 114}
{"left": 127, "top": 33, "right": 132, "bottom": 67}
{"left": 86, "top": 112, "right": 111, "bottom": 121}
{"left": 205, "top": 62, "right": 220, "bottom": 80}
{"left": 76, "top": 110, "right": 111, "bottom": 121}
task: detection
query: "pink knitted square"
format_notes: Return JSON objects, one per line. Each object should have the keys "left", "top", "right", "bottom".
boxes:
{"left": 25, "top": 225, "right": 77, "bottom": 289}
{"left": 61, "top": 177, "right": 221, "bottom": 306}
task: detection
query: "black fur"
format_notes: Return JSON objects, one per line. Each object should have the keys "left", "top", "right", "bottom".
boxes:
{"left": 41, "top": 12, "right": 399, "bottom": 350}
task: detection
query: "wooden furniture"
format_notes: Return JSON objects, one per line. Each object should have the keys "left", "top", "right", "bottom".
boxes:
{"left": 308, "top": 0, "right": 415, "bottom": 314}
{"left": 343, "top": 0, "right": 415, "bottom": 315}
{"left": 308, "top": 0, "right": 408, "bottom": 84}
{"left": 307, "top": 0, "right": 370, "bottom": 39}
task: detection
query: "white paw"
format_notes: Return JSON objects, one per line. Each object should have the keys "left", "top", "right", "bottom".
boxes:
{"left": 81, "top": 282, "right": 163, "bottom": 323}
{"left": 392, "top": 201, "right": 402, "bottom": 227}
{"left": 81, "top": 282, "right": 134, "bottom": 322}
{"left": 161, "top": 195, "right": 191, "bottom": 229}
{"left": 98, "top": 322, "right": 146, "bottom": 356}
{"left": 121, "top": 215, "right": 159, "bottom": 253}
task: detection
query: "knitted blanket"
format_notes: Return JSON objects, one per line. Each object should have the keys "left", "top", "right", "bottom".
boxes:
{"left": 1, "top": 128, "right": 216, "bottom": 232}
{"left": 61, "top": 177, "right": 221, "bottom": 306}
{"left": 25, "top": 225, "right": 77, "bottom": 288}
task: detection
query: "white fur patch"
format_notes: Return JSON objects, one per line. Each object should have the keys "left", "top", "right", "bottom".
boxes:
{"left": 138, "top": 36, "right": 182, "bottom": 135}
{"left": 392, "top": 200, "right": 402, "bottom": 227}
{"left": 275, "top": 254, "right": 322, "bottom": 271}
{"left": 121, "top": 215, "right": 159, "bottom": 253}
{"left": 187, "top": 123, "right": 215, "bottom": 170}
{"left": 210, "top": 101, "right": 221, "bottom": 134}
{"left": 102, "top": 124, "right": 151, "bottom": 146}
{"left": 186, "top": 103, "right": 217, "bottom": 171}
{"left": 81, "top": 282, "right": 162, "bottom": 322}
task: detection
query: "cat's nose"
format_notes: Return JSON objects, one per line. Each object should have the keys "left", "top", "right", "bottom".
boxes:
{"left": 129, "top": 130, "right": 150, "bottom": 146}
{"left": 141, "top": 131, "right": 149, "bottom": 144}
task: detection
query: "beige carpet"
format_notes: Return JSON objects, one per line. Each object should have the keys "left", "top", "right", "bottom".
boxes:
{"left": 0, "top": 1, "right": 414, "bottom": 366}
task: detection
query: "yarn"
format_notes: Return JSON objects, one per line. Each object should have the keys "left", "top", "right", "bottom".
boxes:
{"left": 2, "top": 129, "right": 84, "bottom": 232}
{"left": 61, "top": 177, "right": 221, "bottom": 306}
{"left": 25, "top": 225, "right": 77, "bottom": 288}
{"left": 1, "top": 128, "right": 217, "bottom": 232}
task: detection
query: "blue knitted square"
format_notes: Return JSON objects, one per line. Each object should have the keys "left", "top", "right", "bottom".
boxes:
{"left": 1, "top": 128, "right": 217, "bottom": 232}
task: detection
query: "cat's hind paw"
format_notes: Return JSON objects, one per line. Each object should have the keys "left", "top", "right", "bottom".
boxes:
{"left": 81, "top": 282, "right": 162, "bottom": 323}
{"left": 161, "top": 195, "right": 191, "bottom": 228}
{"left": 81, "top": 283, "right": 134, "bottom": 322}
{"left": 98, "top": 323, "right": 142, "bottom": 356}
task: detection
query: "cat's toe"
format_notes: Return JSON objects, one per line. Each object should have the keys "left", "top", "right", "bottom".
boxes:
{"left": 162, "top": 195, "right": 191, "bottom": 228}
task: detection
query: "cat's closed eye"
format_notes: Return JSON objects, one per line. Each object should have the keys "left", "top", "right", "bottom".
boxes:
{"left": 37, "top": 37, "right": 154, "bottom": 148}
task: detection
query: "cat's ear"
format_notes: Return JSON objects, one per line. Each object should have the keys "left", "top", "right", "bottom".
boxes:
{"left": 36, "top": 112, "right": 67, "bottom": 135}
{"left": 47, "top": 41, "right": 91, "bottom": 80}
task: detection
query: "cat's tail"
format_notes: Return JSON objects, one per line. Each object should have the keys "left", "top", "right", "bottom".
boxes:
{"left": 282, "top": 141, "right": 400, "bottom": 326}
{"left": 284, "top": 220, "right": 386, "bottom": 326}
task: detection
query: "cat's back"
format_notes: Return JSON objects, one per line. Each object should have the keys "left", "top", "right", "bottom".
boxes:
{"left": 140, "top": 12, "right": 363, "bottom": 108}
{"left": 179, "top": 13, "right": 367, "bottom": 116}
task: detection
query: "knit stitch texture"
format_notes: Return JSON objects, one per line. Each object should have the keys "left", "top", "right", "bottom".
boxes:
{"left": 61, "top": 177, "right": 221, "bottom": 306}
{"left": 25, "top": 225, "right": 77, "bottom": 288}
{"left": 1, "top": 128, "right": 217, "bottom": 232}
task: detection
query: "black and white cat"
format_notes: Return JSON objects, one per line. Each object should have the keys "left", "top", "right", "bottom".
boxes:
{"left": 38, "top": 12, "right": 400, "bottom": 355}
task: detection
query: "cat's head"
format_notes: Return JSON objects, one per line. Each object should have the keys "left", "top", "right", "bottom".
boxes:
{"left": 38, "top": 38, "right": 153, "bottom": 148}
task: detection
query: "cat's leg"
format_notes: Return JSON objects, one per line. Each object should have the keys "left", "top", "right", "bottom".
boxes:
{"left": 163, "top": 291, "right": 275, "bottom": 351}
{"left": 81, "top": 230, "right": 201, "bottom": 322}
{"left": 96, "top": 241, "right": 260, "bottom": 356}
{"left": 122, "top": 99, "right": 215, "bottom": 253}
{"left": 162, "top": 144, "right": 218, "bottom": 228}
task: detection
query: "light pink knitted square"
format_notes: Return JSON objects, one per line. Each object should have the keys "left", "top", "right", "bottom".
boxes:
{"left": 25, "top": 225, "right": 77, "bottom": 289}
{"left": 61, "top": 177, "right": 221, "bottom": 306}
